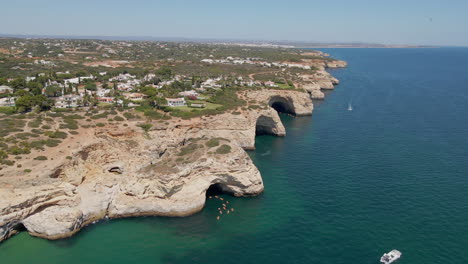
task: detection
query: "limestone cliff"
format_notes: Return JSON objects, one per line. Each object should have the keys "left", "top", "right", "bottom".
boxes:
{"left": 0, "top": 79, "right": 344, "bottom": 242}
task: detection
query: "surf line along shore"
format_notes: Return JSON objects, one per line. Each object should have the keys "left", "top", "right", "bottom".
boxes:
{"left": 0, "top": 62, "right": 346, "bottom": 243}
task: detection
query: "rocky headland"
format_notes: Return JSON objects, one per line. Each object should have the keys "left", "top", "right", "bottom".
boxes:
{"left": 0, "top": 60, "right": 346, "bottom": 243}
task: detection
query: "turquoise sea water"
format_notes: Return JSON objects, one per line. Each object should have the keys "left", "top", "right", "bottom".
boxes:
{"left": 1, "top": 48, "right": 468, "bottom": 264}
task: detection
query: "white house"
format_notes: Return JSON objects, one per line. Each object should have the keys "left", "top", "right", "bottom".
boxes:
{"left": 97, "top": 97, "right": 115, "bottom": 103}
{"left": 96, "top": 89, "right": 111, "bottom": 97}
{"left": 64, "top": 75, "right": 94, "bottom": 85}
{"left": 0, "top": 85, "right": 13, "bottom": 94}
{"left": 201, "top": 79, "right": 221, "bottom": 89}
{"left": 178, "top": 90, "right": 199, "bottom": 98}
{"left": 117, "top": 83, "right": 134, "bottom": 91}
{"left": 54, "top": 95, "right": 81, "bottom": 108}
{"left": 123, "top": 93, "right": 145, "bottom": 101}
{"left": 0, "top": 97, "right": 16, "bottom": 107}
{"left": 144, "top": 73, "right": 156, "bottom": 82}
{"left": 166, "top": 98, "right": 186, "bottom": 107}
{"left": 109, "top": 73, "right": 136, "bottom": 82}
{"left": 264, "top": 81, "right": 278, "bottom": 87}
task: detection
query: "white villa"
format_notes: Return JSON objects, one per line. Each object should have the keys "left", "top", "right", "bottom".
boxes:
{"left": 178, "top": 90, "right": 199, "bottom": 98}
{"left": 143, "top": 73, "right": 156, "bottom": 82}
{"left": 0, "top": 85, "right": 13, "bottom": 94}
{"left": 55, "top": 95, "right": 81, "bottom": 108}
{"left": 166, "top": 98, "right": 186, "bottom": 107}
{"left": 264, "top": 81, "right": 279, "bottom": 87}
{"left": 123, "top": 93, "right": 145, "bottom": 101}
{"left": 0, "top": 97, "right": 16, "bottom": 107}
{"left": 109, "top": 73, "right": 136, "bottom": 82}
{"left": 117, "top": 83, "right": 134, "bottom": 91}
{"left": 64, "top": 75, "right": 94, "bottom": 85}
{"left": 201, "top": 79, "right": 221, "bottom": 89}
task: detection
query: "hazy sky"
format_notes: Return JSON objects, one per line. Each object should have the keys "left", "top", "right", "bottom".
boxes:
{"left": 1, "top": 0, "right": 468, "bottom": 46}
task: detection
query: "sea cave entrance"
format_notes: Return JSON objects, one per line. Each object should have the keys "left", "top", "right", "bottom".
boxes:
{"left": 13, "top": 222, "right": 27, "bottom": 234}
{"left": 255, "top": 115, "right": 277, "bottom": 136}
{"left": 268, "top": 96, "right": 295, "bottom": 115}
{"left": 206, "top": 183, "right": 230, "bottom": 197}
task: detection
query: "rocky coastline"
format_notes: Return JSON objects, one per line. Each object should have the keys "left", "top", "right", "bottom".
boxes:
{"left": 0, "top": 61, "right": 346, "bottom": 243}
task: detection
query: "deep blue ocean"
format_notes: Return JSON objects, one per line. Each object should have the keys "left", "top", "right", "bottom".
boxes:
{"left": 1, "top": 48, "right": 467, "bottom": 264}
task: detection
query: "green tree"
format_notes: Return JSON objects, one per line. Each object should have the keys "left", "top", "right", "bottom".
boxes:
{"left": 155, "top": 97, "right": 167, "bottom": 109}
{"left": 85, "top": 83, "right": 97, "bottom": 91}
{"left": 10, "top": 77, "right": 26, "bottom": 90}
{"left": 44, "top": 85, "right": 62, "bottom": 97}
{"left": 27, "top": 81, "right": 43, "bottom": 95}
{"left": 15, "top": 94, "right": 36, "bottom": 112}
{"left": 156, "top": 66, "right": 172, "bottom": 79}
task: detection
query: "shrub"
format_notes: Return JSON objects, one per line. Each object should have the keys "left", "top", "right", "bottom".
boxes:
{"left": 34, "top": 156, "right": 48, "bottom": 160}
{"left": 177, "top": 143, "right": 199, "bottom": 156}
{"left": 60, "top": 118, "right": 79, "bottom": 130}
{"left": 137, "top": 123, "right": 152, "bottom": 133}
{"left": 8, "top": 146, "right": 31, "bottom": 155}
{"left": 205, "top": 138, "right": 220, "bottom": 148}
{"left": 91, "top": 112, "right": 109, "bottom": 120}
{"left": 28, "top": 118, "right": 42, "bottom": 128}
{"left": 23, "top": 169, "right": 32, "bottom": 173}
{"left": 215, "top": 144, "right": 232, "bottom": 154}
{"left": 123, "top": 112, "right": 136, "bottom": 120}
{"left": 0, "top": 107, "right": 16, "bottom": 115}
{"left": 45, "top": 139, "right": 61, "bottom": 147}
{"left": 113, "top": 116, "right": 125, "bottom": 121}
{"left": 144, "top": 110, "right": 165, "bottom": 120}
{"left": 45, "top": 131, "right": 68, "bottom": 139}
{"left": 30, "top": 140, "right": 46, "bottom": 150}
{"left": 1, "top": 159, "right": 15, "bottom": 166}
{"left": 64, "top": 114, "right": 84, "bottom": 120}
{"left": 96, "top": 123, "right": 106, "bottom": 127}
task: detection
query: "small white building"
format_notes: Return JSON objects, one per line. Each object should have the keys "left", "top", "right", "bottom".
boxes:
{"left": 124, "top": 93, "right": 145, "bottom": 101}
{"left": 117, "top": 83, "right": 134, "bottom": 91}
{"left": 201, "top": 79, "right": 221, "bottom": 89}
{"left": 109, "top": 73, "right": 136, "bottom": 82}
{"left": 0, "top": 85, "right": 13, "bottom": 94}
{"left": 0, "top": 97, "right": 16, "bottom": 107}
{"left": 166, "top": 98, "right": 186, "bottom": 107}
{"left": 144, "top": 73, "right": 156, "bottom": 82}
{"left": 64, "top": 75, "right": 94, "bottom": 85}
{"left": 55, "top": 95, "right": 81, "bottom": 108}
{"left": 178, "top": 90, "right": 199, "bottom": 98}
{"left": 264, "top": 81, "right": 278, "bottom": 87}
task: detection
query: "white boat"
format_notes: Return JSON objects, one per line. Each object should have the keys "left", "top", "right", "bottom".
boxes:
{"left": 347, "top": 103, "right": 353, "bottom": 111}
{"left": 380, "top": 249, "right": 402, "bottom": 264}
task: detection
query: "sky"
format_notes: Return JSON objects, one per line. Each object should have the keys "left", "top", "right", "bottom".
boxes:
{"left": 1, "top": 0, "right": 468, "bottom": 46}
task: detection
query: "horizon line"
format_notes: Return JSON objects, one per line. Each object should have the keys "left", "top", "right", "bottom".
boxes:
{"left": 0, "top": 33, "right": 458, "bottom": 48}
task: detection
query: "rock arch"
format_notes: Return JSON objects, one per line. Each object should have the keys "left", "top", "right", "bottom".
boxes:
{"left": 268, "top": 96, "right": 296, "bottom": 115}
{"left": 206, "top": 183, "right": 231, "bottom": 196}
{"left": 255, "top": 114, "right": 285, "bottom": 136}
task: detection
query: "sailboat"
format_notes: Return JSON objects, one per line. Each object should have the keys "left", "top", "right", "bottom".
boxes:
{"left": 347, "top": 103, "right": 353, "bottom": 111}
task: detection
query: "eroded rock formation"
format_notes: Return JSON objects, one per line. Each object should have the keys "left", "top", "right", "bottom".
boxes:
{"left": 0, "top": 78, "right": 344, "bottom": 242}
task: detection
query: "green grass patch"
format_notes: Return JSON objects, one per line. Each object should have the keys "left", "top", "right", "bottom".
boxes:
{"left": 215, "top": 144, "right": 231, "bottom": 154}
{"left": 205, "top": 138, "right": 220, "bottom": 148}
{"left": 177, "top": 143, "right": 199, "bottom": 156}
